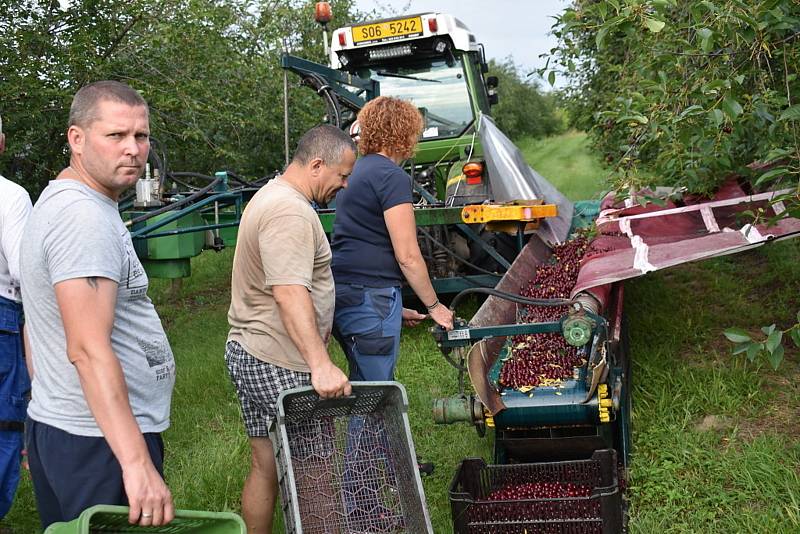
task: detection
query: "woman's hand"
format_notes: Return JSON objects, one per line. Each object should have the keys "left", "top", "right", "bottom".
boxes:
{"left": 402, "top": 307, "right": 427, "bottom": 327}
{"left": 429, "top": 303, "right": 454, "bottom": 331}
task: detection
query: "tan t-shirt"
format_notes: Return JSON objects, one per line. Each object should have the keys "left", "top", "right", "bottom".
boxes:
{"left": 227, "top": 178, "right": 334, "bottom": 372}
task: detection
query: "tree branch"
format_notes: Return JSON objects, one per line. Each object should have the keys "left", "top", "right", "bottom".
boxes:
{"left": 100, "top": 14, "right": 141, "bottom": 61}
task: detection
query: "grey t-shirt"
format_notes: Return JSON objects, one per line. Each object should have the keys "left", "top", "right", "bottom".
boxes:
{"left": 21, "top": 179, "right": 175, "bottom": 437}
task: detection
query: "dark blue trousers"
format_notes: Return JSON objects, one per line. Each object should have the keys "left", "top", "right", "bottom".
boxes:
{"left": 0, "top": 295, "right": 29, "bottom": 519}
{"left": 332, "top": 284, "right": 403, "bottom": 381}
{"left": 25, "top": 418, "right": 165, "bottom": 529}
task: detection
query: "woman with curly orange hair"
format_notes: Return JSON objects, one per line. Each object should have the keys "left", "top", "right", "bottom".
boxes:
{"left": 331, "top": 96, "right": 454, "bottom": 381}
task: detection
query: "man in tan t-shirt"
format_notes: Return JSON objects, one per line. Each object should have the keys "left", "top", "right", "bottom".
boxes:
{"left": 225, "top": 124, "right": 356, "bottom": 534}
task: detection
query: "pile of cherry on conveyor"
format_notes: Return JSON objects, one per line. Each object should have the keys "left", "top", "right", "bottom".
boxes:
{"left": 499, "top": 236, "right": 590, "bottom": 390}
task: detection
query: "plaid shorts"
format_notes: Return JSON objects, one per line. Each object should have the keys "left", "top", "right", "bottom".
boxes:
{"left": 224, "top": 340, "right": 311, "bottom": 437}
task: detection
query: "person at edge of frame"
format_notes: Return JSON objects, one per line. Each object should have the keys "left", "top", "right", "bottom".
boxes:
{"left": 224, "top": 124, "right": 357, "bottom": 534}
{"left": 0, "top": 112, "right": 33, "bottom": 520}
{"left": 20, "top": 80, "right": 175, "bottom": 529}
{"left": 331, "top": 95, "right": 455, "bottom": 383}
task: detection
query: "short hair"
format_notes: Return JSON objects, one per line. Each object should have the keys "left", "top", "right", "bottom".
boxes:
{"left": 292, "top": 124, "right": 356, "bottom": 166}
{"left": 357, "top": 96, "right": 423, "bottom": 159}
{"left": 68, "top": 80, "right": 148, "bottom": 128}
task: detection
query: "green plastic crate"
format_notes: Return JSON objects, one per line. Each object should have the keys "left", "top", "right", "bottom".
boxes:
{"left": 44, "top": 505, "right": 246, "bottom": 533}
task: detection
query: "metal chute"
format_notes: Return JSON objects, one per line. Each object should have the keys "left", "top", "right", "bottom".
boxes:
{"left": 478, "top": 115, "right": 575, "bottom": 244}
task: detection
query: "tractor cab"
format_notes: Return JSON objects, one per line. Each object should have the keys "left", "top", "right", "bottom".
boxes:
{"left": 329, "top": 13, "right": 495, "bottom": 144}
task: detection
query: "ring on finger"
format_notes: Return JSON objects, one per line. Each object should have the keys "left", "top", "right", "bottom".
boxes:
{"left": 142, "top": 512, "right": 153, "bottom": 518}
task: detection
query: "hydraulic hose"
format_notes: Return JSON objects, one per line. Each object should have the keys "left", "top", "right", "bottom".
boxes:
{"left": 223, "top": 171, "right": 255, "bottom": 187}
{"left": 439, "top": 290, "right": 580, "bottom": 372}
{"left": 147, "top": 136, "right": 169, "bottom": 189}
{"left": 168, "top": 171, "right": 217, "bottom": 183}
{"left": 126, "top": 177, "right": 222, "bottom": 227}
{"left": 301, "top": 73, "right": 343, "bottom": 128}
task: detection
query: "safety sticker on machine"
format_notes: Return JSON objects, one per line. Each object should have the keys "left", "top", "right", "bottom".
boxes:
{"left": 447, "top": 329, "right": 471, "bottom": 341}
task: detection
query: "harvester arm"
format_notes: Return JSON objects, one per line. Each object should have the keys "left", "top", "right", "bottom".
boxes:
{"left": 280, "top": 54, "right": 378, "bottom": 113}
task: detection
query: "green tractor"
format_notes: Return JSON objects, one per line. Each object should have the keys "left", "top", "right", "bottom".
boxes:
{"left": 126, "top": 7, "right": 571, "bottom": 290}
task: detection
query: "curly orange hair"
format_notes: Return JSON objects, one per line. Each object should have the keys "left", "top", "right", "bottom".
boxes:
{"left": 357, "top": 96, "right": 423, "bottom": 159}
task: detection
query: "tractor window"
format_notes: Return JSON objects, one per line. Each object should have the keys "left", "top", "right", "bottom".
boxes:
{"left": 367, "top": 57, "right": 473, "bottom": 140}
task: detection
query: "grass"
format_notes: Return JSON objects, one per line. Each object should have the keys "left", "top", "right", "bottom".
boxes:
{"left": 3, "top": 131, "right": 799, "bottom": 532}
{"left": 517, "top": 130, "right": 610, "bottom": 201}
{"left": 626, "top": 243, "right": 800, "bottom": 532}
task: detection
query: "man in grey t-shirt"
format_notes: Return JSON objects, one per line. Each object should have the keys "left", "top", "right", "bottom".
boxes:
{"left": 20, "top": 81, "right": 175, "bottom": 529}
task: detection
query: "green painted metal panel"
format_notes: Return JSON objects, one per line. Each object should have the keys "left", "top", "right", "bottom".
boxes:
{"left": 414, "top": 136, "right": 483, "bottom": 169}
{"left": 141, "top": 258, "right": 192, "bottom": 279}
{"left": 319, "top": 207, "right": 464, "bottom": 233}
{"left": 128, "top": 211, "right": 205, "bottom": 261}
{"left": 201, "top": 211, "right": 240, "bottom": 246}
{"left": 414, "top": 207, "right": 465, "bottom": 226}
{"left": 318, "top": 211, "right": 335, "bottom": 233}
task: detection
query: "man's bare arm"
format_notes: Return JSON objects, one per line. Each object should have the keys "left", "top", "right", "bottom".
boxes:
{"left": 22, "top": 324, "right": 33, "bottom": 380}
{"left": 273, "top": 285, "right": 350, "bottom": 398}
{"left": 54, "top": 277, "right": 174, "bottom": 526}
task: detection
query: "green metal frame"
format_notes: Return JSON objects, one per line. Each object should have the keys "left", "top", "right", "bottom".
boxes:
{"left": 130, "top": 193, "right": 243, "bottom": 240}
{"left": 280, "top": 54, "right": 378, "bottom": 110}
{"left": 124, "top": 186, "right": 514, "bottom": 292}
{"left": 436, "top": 310, "right": 607, "bottom": 351}
{"left": 317, "top": 205, "right": 464, "bottom": 233}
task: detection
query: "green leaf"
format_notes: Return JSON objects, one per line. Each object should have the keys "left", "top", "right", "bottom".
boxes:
{"left": 677, "top": 105, "right": 704, "bottom": 120}
{"left": 730, "top": 11, "right": 757, "bottom": 27}
{"left": 722, "top": 97, "right": 743, "bottom": 119}
{"left": 734, "top": 75, "right": 745, "bottom": 85}
{"left": 768, "top": 344, "right": 784, "bottom": 370}
{"left": 696, "top": 28, "right": 713, "bottom": 40}
{"left": 644, "top": 17, "right": 666, "bottom": 33}
{"left": 709, "top": 108, "right": 724, "bottom": 126}
{"left": 696, "top": 28, "right": 714, "bottom": 53}
{"left": 797, "top": 310, "right": 800, "bottom": 323}
{"left": 700, "top": 1, "right": 717, "bottom": 12}
{"left": 765, "top": 147, "right": 793, "bottom": 163}
{"left": 754, "top": 167, "right": 789, "bottom": 186}
{"left": 746, "top": 342, "right": 761, "bottom": 362}
{"left": 765, "top": 330, "right": 783, "bottom": 353}
{"left": 790, "top": 328, "right": 800, "bottom": 349}
{"left": 596, "top": 26, "right": 610, "bottom": 50}
{"left": 548, "top": 70, "right": 556, "bottom": 87}
{"left": 732, "top": 343, "right": 750, "bottom": 355}
{"left": 617, "top": 114, "right": 649, "bottom": 124}
{"left": 703, "top": 79, "right": 730, "bottom": 93}
{"left": 779, "top": 104, "right": 800, "bottom": 121}
{"left": 723, "top": 328, "right": 751, "bottom": 343}
{"left": 761, "top": 324, "right": 776, "bottom": 336}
